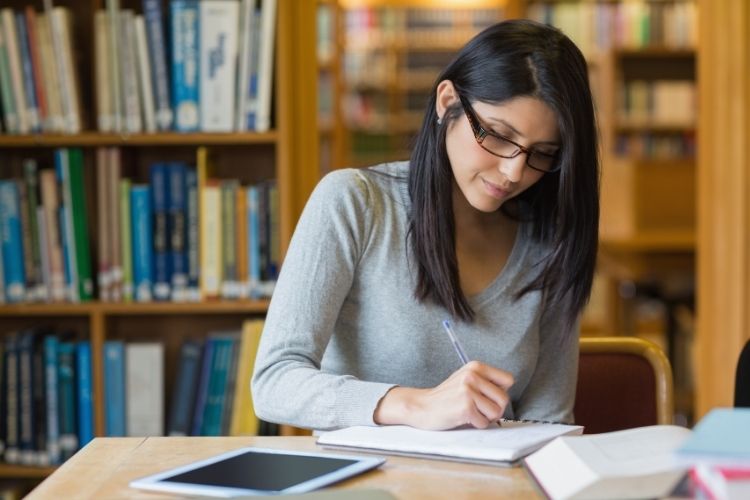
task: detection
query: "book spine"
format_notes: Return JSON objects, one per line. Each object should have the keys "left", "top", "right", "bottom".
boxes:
{"left": 185, "top": 168, "right": 199, "bottom": 301}
{"left": 94, "top": 11, "right": 113, "bottom": 132}
{"left": 50, "top": 7, "right": 82, "bottom": 133}
{"left": 199, "top": 181, "right": 222, "bottom": 299}
{"left": 14, "top": 11, "right": 41, "bottom": 132}
{"left": 120, "top": 178, "right": 133, "bottom": 302}
{"left": 234, "top": 0, "right": 254, "bottom": 131}
{"left": 103, "top": 341, "right": 126, "bottom": 437}
{"left": 125, "top": 343, "right": 164, "bottom": 436}
{"left": 170, "top": 0, "right": 200, "bottom": 132}
{"left": 43, "top": 335, "right": 61, "bottom": 464}
{"left": 190, "top": 338, "right": 215, "bottom": 436}
{"left": 167, "top": 339, "right": 202, "bottom": 436}
{"left": 220, "top": 335, "right": 240, "bottom": 435}
{"left": 247, "top": 185, "right": 260, "bottom": 297}
{"left": 96, "top": 148, "right": 112, "bottom": 301}
{"left": 39, "top": 170, "right": 65, "bottom": 301}
{"left": 17, "top": 330, "right": 35, "bottom": 465}
{"left": 235, "top": 186, "right": 248, "bottom": 298}
{"left": 254, "top": 0, "right": 277, "bottom": 132}
{"left": 67, "top": 149, "right": 93, "bottom": 301}
{"left": 35, "top": 207, "right": 51, "bottom": 302}
{"left": 1, "top": 9, "right": 29, "bottom": 133}
{"left": 76, "top": 341, "right": 94, "bottom": 448}
{"left": 150, "top": 164, "right": 170, "bottom": 300}
{"left": 4, "top": 334, "right": 20, "bottom": 464}
{"left": 56, "top": 341, "right": 78, "bottom": 460}
{"left": 0, "top": 180, "right": 27, "bottom": 303}
{"left": 108, "top": 148, "right": 123, "bottom": 302}
{"left": 31, "top": 332, "right": 47, "bottom": 465}
{"left": 202, "top": 337, "right": 234, "bottom": 436}
{"left": 220, "top": 180, "right": 238, "bottom": 299}
{"left": 55, "top": 149, "right": 79, "bottom": 303}
{"left": 168, "top": 163, "right": 187, "bottom": 300}
{"left": 134, "top": 15, "right": 156, "bottom": 133}
{"left": 22, "top": 159, "right": 44, "bottom": 301}
{"left": 0, "top": 15, "right": 19, "bottom": 133}
{"left": 119, "top": 10, "right": 142, "bottom": 134}
{"left": 199, "top": 0, "right": 239, "bottom": 132}
{"left": 229, "top": 320, "right": 263, "bottom": 436}
{"left": 15, "top": 180, "right": 35, "bottom": 301}
{"left": 105, "top": 1, "right": 122, "bottom": 132}
{"left": 142, "top": 0, "right": 173, "bottom": 131}
{"left": 130, "top": 184, "right": 153, "bottom": 302}
{"left": 37, "top": 13, "right": 64, "bottom": 132}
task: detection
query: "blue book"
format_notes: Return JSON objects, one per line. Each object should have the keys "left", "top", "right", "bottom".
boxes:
{"left": 246, "top": 185, "right": 260, "bottom": 297}
{"left": 168, "top": 163, "right": 187, "bottom": 298}
{"left": 190, "top": 338, "right": 215, "bottom": 436}
{"left": 43, "top": 336, "right": 61, "bottom": 465}
{"left": 150, "top": 164, "right": 171, "bottom": 301}
{"left": 103, "top": 341, "right": 126, "bottom": 437}
{"left": 167, "top": 339, "right": 202, "bottom": 436}
{"left": 185, "top": 168, "right": 199, "bottom": 298}
{"left": 0, "top": 180, "right": 26, "bottom": 303}
{"left": 142, "top": 0, "right": 173, "bottom": 131}
{"left": 56, "top": 341, "right": 78, "bottom": 460}
{"left": 170, "top": 0, "right": 200, "bottom": 132}
{"left": 677, "top": 408, "right": 750, "bottom": 460}
{"left": 75, "top": 342, "right": 94, "bottom": 448}
{"left": 201, "top": 336, "right": 236, "bottom": 436}
{"left": 15, "top": 12, "right": 40, "bottom": 132}
{"left": 131, "top": 185, "right": 154, "bottom": 302}
{"left": 4, "top": 333, "right": 20, "bottom": 464}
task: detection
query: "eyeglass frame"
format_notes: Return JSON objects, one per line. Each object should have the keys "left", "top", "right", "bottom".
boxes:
{"left": 456, "top": 93, "right": 562, "bottom": 174}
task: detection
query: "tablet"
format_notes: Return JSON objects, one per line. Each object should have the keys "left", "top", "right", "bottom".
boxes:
{"left": 129, "top": 447, "right": 386, "bottom": 497}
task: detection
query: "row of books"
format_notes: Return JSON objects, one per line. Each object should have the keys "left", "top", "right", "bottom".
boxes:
{"left": 527, "top": 0, "right": 697, "bottom": 54}
{"left": 0, "top": 6, "right": 82, "bottom": 135}
{"left": 0, "top": 147, "right": 280, "bottom": 305}
{"left": 96, "top": 0, "right": 276, "bottom": 134}
{"left": 618, "top": 80, "right": 696, "bottom": 127}
{"left": 614, "top": 132, "right": 696, "bottom": 159}
{"left": 1, "top": 330, "right": 94, "bottom": 466}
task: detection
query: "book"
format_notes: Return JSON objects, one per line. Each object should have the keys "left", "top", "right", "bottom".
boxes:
{"left": 125, "top": 342, "right": 164, "bottom": 436}
{"left": 170, "top": 0, "right": 200, "bottom": 132}
{"left": 676, "top": 408, "right": 750, "bottom": 465}
{"left": 524, "top": 425, "right": 691, "bottom": 500}
{"left": 76, "top": 341, "right": 94, "bottom": 448}
{"left": 167, "top": 339, "right": 202, "bottom": 436}
{"left": 692, "top": 463, "right": 750, "bottom": 500}
{"left": 317, "top": 420, "right": 583, "bottom": 465}
{"left": 229, "top": 319, "right": 263, "bottom": 436}
{"left": 103, "top": 341, "right": 125, "bottom": 436}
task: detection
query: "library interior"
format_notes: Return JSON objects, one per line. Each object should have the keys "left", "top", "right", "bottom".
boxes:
{"left": 0, "top": 0, "right": 748, "bottom": 498}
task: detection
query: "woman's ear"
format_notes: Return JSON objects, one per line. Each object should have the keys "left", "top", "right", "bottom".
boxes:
{"left": 435, "top": 80, "right": 458, "bottom": 122}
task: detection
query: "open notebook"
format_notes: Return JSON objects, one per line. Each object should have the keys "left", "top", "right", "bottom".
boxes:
{"left": 317, "top": 420, "right": 583, "bottom": 466}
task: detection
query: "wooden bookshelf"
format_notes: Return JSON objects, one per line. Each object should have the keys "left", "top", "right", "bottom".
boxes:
{"left": 0, "top": 0, "right": 319, "bottom": 480}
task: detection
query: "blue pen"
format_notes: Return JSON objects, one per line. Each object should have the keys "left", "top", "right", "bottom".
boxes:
{"left": 442, "top": 319, "right": 469, "bottom": 365}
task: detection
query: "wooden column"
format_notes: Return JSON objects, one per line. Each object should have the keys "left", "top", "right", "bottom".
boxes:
{"left": 696, "top": 0, "right": 750, "bottom": 417}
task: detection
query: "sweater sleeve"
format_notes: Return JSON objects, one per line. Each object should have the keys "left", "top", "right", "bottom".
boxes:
{"left": 513, "top": 295, "right": 579, "bottom": 424}
{"left": 251, "top": 169, "right": 397, "bottom": 430}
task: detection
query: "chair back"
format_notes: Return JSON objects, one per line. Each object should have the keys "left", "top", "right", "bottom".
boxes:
{"left": 575, "top": 336, "right": 673, "bottom": 434}
{"left": 736, "top": 339, "right": 750, "bottom": 407}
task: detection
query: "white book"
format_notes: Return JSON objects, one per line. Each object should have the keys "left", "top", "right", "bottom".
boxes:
{"left": 1, "top": 9, "right": 29, "bottom": 134}
{"left": 48, "top": 6, "right": 82, "bottom": 133}
{"left": 199, "top": 0, "right": 239, "bottom": 132}
{"left": 524, "top": 425, "right": 692, "bottom": 500}
{"left": 120, "top": 10, "right": 142, "bottom": 133}
{"left": 254, "top": 0, "right": 276, "bottom": 132}
{"left": 94, "top": 11, "right": 113, "bottom": 132}
{"left": 125, "top": 342, "right": 165, "bottom": 437}
{"left": 200, "top": 183, "right": 222, "bottom": 299}
{"left": 36, "top": 13, "right": 64, "bottom": 132}
{"left": 234, "top": 0, "right": 255, "bottom": 131}
{"left": 318, "top": 421, "right": 583, "bottom": 465}
{"left": 134, "top": 15, "right": 156, "bottom": 133}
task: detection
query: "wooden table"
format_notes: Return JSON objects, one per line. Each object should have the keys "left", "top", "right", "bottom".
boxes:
{"left": 26, "top": 436, "right": 542, "bottom": 499}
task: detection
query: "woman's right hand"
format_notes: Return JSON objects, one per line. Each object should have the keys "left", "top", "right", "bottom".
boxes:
{"left": 373, "top": 361, "right": 514, "bottom": 430}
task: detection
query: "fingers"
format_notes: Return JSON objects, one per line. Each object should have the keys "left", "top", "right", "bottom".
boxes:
{"left": 464, "top": 360, "right": 515, "bottom": 389}
{"left": 456, "top": 368, "right": 510, "bottom": 425}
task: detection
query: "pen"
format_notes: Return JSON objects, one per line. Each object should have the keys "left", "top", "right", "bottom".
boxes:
{"left": 442, "top": 319, "right": 469, "bottom": 365}
{"left": 442, "top": 319, "right": 502, "bottom": 427}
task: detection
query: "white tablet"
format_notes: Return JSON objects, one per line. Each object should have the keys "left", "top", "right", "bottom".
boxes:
{"left": 129, "top": 447, "right": 386, "bottom": 497}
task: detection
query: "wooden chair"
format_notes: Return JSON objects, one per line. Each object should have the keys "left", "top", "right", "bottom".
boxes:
{"left": 575, "top": 336, "right": 674, "bottom": 434}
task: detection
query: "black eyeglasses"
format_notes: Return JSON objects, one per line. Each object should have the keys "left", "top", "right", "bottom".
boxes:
{"left": 457, "top": 94, "right": 561, "bottom": 173}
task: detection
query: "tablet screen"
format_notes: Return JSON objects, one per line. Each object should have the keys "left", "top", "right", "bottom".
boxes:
{"left": 164, "top": 450, "right": 359, "bottom": 490}
{"left": 130, "top": 447, "right": 386, "bottom": 497}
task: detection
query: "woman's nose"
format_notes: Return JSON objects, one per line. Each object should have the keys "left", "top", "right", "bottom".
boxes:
{"left": 498, "top": 153, "right": 525, "bottom": 183}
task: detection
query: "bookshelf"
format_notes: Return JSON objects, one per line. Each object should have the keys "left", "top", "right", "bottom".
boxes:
{"left": 0, "top": 0, "right": 319, "bottom": 483}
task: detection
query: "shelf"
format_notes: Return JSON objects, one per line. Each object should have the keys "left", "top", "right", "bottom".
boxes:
{"left": 0, "top": 463, "right": 56, "bottom": 479}
{"left": 0, "top": 132, "right": 279, "bottom": 148}
{"left": 615, "top": 47, "right": 695, "bottom": 58}
{"left": 600, "top": 231, "right": 695, "bottom": 253}
{"left": 616, "top": 122, "right": 695, "bottom": 134}
{"left": 0, "top": 300, "right": 271, "bottom": 317}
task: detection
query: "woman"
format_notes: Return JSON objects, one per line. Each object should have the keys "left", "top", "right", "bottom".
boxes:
{"left": 252, "top": 19, "right": 599, "bottom": 431}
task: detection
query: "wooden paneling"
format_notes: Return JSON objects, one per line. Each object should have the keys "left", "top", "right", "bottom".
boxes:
{"left": 696, "top": 0, "right": 750, "bottom": 417}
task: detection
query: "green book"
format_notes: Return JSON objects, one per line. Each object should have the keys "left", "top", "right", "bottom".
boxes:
{"left": 0, "top": 24, "right": 17, "bottom": 133}
{"left": 67, "top": 149, "right": 93, "bottom": 301}
{"left": 120, "top": 178, "right": 133, "bottom": 302}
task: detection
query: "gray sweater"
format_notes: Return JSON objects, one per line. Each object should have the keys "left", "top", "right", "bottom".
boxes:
{"left": 252, "top": 162, "right": 578, "bottom": 430}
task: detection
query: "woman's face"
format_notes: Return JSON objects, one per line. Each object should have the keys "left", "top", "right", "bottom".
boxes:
{"left": 437, "top": 81, "right": 561, "bottom": 214}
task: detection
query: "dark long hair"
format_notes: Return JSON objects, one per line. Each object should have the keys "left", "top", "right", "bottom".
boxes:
{"left": 408, "top": 19, "right": 599, "bottom": 334}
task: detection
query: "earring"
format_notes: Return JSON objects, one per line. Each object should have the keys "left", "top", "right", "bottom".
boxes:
{"left": 437, "top": 116, "right": 443, "bottom": 126}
